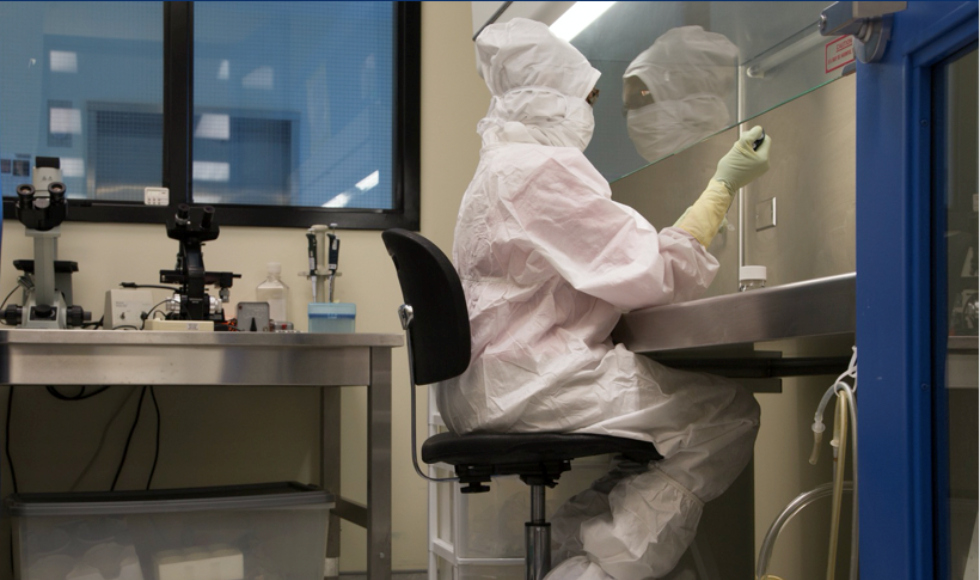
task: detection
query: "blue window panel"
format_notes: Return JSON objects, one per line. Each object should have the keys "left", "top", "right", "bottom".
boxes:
{"left": 193, "top": 2, "right": 394, "bottom": 210}
{"left": 0, "top": 1, "right": 409, "bottom": 223}
{"left": 0, "top": 2, "right": 164, "bottom": 203}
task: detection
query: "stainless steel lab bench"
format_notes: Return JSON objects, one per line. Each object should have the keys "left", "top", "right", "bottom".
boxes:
{"left": 0, "top": 329, "right": 403, "bottom": 580}
{"left": 613, "top": 273, "right": 858, "bottom": 387}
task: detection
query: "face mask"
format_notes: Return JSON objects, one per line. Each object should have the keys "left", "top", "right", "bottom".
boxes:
{"left": 479, "top": 87, "right": 596, "bottom": 151}
{"left": 543, "top": 95, "right": 595, "bottom": 150}
{"left": 626, "top": 94, "right": 730, "bottom": 163}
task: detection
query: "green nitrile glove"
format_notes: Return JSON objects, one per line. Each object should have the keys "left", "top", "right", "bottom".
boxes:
{"left": 712, "top": 125, "right": 771, "bottom": 195}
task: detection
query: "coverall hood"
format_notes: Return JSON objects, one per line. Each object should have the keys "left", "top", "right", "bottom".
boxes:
{"left": 475, "top": 18, "right": 602, "bottom": 151}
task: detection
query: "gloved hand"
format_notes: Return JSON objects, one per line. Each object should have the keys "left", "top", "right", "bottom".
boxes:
{"left": 673, "top": 127, "right": 772, "bottom": 247}
{"left": 711, "top": 125, "right": 771, "bottom": 195}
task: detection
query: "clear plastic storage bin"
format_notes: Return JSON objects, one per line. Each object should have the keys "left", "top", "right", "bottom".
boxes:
{"left": 5, "top": 482, "right": 333, "bottom": 580}
{"left": 435, "top": 559, "right": 524, "bottom": 580}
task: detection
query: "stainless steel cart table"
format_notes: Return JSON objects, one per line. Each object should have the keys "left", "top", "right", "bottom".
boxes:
{"left": 0, "top": 329, "right": 402, "bottom": 580}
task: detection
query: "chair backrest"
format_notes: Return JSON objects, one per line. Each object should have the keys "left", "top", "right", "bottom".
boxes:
{"left": 382, "top": 229, "right": 471, "bottom": 385}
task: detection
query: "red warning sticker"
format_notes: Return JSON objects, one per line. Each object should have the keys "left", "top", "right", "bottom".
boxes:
{"left": 826, "top": 35, "right": 856, "bottom": 73}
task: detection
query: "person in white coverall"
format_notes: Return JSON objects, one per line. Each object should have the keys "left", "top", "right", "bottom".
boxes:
{"left": 438, "top": 18, "right": 770, "bottom": 580}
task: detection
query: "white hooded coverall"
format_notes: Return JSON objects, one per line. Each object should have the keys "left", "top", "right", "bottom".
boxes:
{"left": 438, "top": 19, "right": 760, "bottom": 580}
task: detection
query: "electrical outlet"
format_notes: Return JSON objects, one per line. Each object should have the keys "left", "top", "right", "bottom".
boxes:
{"left": 144, "top": 187, "right": 169, "bottom": 206}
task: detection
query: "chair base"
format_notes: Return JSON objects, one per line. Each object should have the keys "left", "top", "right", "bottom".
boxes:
{"left": 526, "top": 483, "right": 550, "bottom": 580}
{"left": 456, "top": 460, "right": 572, "bottom": 493}
{"left": 526, "top": 519, "right": 551, "bottom": 580}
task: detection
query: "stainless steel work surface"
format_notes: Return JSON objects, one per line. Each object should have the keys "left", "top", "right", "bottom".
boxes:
{"left": 613, "top": 273, "right": 855, "bottom": 353}
{"left": 0, "top": 329, "right": 402, "bottom": 386}
{"left": 0, "top": 328, "right": 401, "bottom": 580}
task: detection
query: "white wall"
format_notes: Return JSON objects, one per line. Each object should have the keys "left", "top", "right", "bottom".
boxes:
{"left": 0, "top": 2, "right": 486, "bottom": 574}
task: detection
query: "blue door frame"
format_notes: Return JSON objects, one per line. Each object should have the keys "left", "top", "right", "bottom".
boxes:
{"left": 856, "top": 2, "right": 978, "bottom": 579}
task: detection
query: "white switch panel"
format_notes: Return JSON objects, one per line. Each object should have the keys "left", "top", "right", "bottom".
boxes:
{"left": 144, "top": 187, "right": 169, "bottom": 206}
{"left": 755, "top": 197, "right": 777, "bottom": 231}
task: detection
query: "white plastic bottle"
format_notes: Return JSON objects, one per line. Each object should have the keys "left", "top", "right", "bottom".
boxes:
{"left": 739, "top": 265, "right": 767, "bottom": 292}
{"left": 256, "top": 262, "right": 289, "bottom": 324}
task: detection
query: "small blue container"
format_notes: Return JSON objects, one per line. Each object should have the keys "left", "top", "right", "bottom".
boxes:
{"left": 308, "top": 302, "right": 356, "bottom": 333}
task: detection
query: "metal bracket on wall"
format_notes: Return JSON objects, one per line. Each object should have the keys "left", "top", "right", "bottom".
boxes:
{"left": 820, "top": 1, "right": 907, "bottom": 63}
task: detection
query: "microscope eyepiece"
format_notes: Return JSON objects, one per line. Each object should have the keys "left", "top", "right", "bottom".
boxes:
{"left": 17, "top": 184, "right": 34, "bottom": 198}
{"left": 48, "top": 182, "right": 66, "bottom": 201}
{"left": 175, "top": 203, "right": 191, "bottom": 226}
{"left": 201, "top": 205, "right": 215, "bottom": 229}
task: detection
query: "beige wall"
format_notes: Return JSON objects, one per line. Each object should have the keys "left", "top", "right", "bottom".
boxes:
{"left": 0, "top": 2, "right": 485, "bottom": 575}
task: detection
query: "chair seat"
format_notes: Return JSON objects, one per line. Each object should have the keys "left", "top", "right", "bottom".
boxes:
{"left": 422, "top": 431, "right": 662, "bottom": 467}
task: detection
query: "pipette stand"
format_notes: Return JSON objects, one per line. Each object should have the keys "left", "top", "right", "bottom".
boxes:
{"left": 303, "top": 224, "right": 342, "bottom": 303}
{"left": 304, "top": 224, "right": 355, "bottom": 333}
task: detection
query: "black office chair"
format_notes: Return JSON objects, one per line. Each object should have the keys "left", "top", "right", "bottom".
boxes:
{"left": 382, "top": 228, "right": 662, "bottom": 580}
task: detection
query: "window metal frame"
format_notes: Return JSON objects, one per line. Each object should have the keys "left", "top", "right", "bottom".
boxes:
{"left": 1, "top": 1, "right": 421, "bottom": 231}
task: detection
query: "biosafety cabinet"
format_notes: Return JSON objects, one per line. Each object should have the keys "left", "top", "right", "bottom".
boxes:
{"left": 428, "top": 3, "right": 978, "bottom": 580}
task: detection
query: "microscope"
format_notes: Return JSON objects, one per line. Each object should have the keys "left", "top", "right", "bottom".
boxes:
{"left": 159, "top": 204, "right": 240, "bottom": 324}
{"left": 3, "top": 157, "right": 90, "bottom": 329}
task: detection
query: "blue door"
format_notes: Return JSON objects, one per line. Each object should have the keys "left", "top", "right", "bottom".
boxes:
{"left": 856, "top": 2, "right": 978, "bottom": 579}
